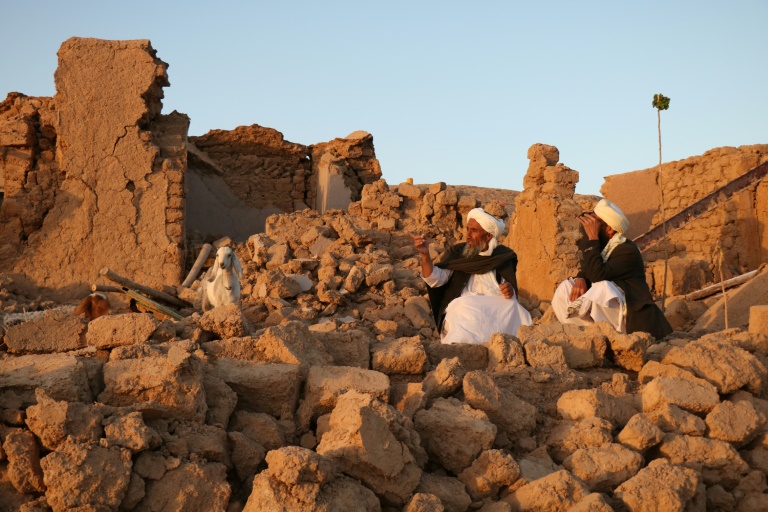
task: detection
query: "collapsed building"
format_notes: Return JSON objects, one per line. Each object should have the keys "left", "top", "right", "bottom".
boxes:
{"left": 0, "top": 37, "right": 381, "bottom": 300}
{"left": 1, "top": 37, "right": 768, "bottom": 512}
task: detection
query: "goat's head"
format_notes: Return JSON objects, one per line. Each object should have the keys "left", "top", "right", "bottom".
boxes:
{"left": 215, "top": 247, "right": 243, "bottom": 282}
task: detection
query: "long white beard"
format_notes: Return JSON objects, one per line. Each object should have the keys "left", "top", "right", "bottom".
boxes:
{"left": 462, "top": 243, "right": 482, "bottom": 258}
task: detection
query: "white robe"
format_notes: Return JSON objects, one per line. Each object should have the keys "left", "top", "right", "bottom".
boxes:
{"left": 551, "top": 278, "right": 626, "bottom": 333}
{"left": 423, "top": 266, "right": 532, "bottom": 345}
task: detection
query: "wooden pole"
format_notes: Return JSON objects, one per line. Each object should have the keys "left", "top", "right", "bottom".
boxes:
{"left": 99, "top": 268, "right": 191, "bottom": 309}
{"left": 181, "top": 243, "right": 213, "bottom": 288}
{"left": 684, "top": 268, "right": 760, "bottom": 301}
{"left": 91, "top": 284, "right": 122, "bottom": 293}
{"left": 122, "top": 288, "right": 186, "bottom": 321}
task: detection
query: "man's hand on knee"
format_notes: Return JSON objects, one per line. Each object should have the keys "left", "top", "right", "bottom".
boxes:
{"left": 500, "top": 282, "right": 515, "bottom": 299}
{"left": 570, "top": 278, "right": 587, "bottom": 301}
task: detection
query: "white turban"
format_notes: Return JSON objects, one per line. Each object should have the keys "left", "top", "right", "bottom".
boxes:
{"left": 467, "top": 208, "right": 506, "bottom": 239}
{"left": 593, "top": 199, "right": 630, "bottom": 235}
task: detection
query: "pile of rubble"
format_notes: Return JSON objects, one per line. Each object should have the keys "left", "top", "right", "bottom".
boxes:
{"left": 2, "top": 179, "right": 768, "bottom": 512}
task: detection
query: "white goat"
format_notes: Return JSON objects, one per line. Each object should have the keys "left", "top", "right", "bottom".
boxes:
{"left": 200, "top": 246, "right": 243, "bottom": 312}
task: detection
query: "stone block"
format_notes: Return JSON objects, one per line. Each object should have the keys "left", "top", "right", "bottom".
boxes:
{"left": 365, "top": 262, "right": 395, "bottom": 287}
{"left": 545, "top": 417, "right": 613, "bottom": 462}
{"left": 705, "top": 400, "right": 766, "bottom": 445}
{"left": 199, "top": 303, "right": 250, "bottom": 339}
{"left": 652, "top": 257, "right": 708, "bottom": 296}
{"left": 343, "top": 265, "right": 366, "bottom": 292}
{"left": 502, "top": 469, "right": 590, "bottom": 511}
{"left": 313, "top": 329, "right": 371, "bottom": 368}
{"left": 372, "top": 336, "right": 429, "bottom": 375}
{"left": 316, "top": 391, "right": 423, "bottom": 505}
{"left": 457, "top": 449, "right": 520, "bottom": 500}
{"left": 210, "top": 359, "right": 302, "bottom": 418}
{"left": 662, "top": 338, "right": 767, "bottom": 395}
{"left": 85, "top": 312, "right": 158, "bottom": 349}
{"left": 2, "top": 429, "right": 45, "bottom": 493}
{"left": 485, "top": 332, "right": 526, "bottom": 371}
{"left": 523, "top": 340, "right": 567, "bottom": 368}
{"left": 613, "top": 459, "right": 701, "bottom": 512}
{"left": 415, "top": 473, "right": 471, "bottom": 512}
{"left": 40, "top": 441, "right": 132, "bottom": 510}
{"left": 750, "top": 305, "right": 768, "bottom": 335}
{"left": 640, "top": 376, "right": 720, "bottom": 415}
{"left": 228, "top": 431, "right": 266, "bottom": 481}
{"left": 658, "top": 433, "right": 749, "bottom": 486}
{"left": 244, "top": 445, "right": 379, "bottom": 512}
{"left": 297, "top": 365, "right": 390, "bottom": 428}
{"left": 463, "top": 371, "right": 537, "bottom": 438}
{"left": 557, "top": 388, "right": 637, "bottom": 428}
{"left": 98, "top": 346, "right": 207, "bottom": 422}
{"left": 104, "top": 411, "right": 162, "bottom": 453}
{"left": 404, "top": 296, "right": 433, "bottom": 329}
{"left": 25, "top": 390, "right": 104, "bottom": 450}
{"left": 646, "top": 403, "right": 707, "bottom": 436}
{"left": 4, "top": 308, "right": 87, "bottom": 354}
{"left": 563, "top": 443, "right": 644, "bottom": 492}
{"left": 398, "top": 182, "right": 423, "bottom": 198}
{"left": 414, "top": 397, "right": 496, "bottom": 474}
{"left": 134, "top": 460, "right": 231, "bottom": 511}
{"left": 203, "top": 373, "right": 238, "bottom": 427}
{"left": 427, "top": 343, "right": 488, "bottom": 371}
{"left": 0, "top": 353, "right": 93, "bottom": 406}
{"left": 617, "top": 413, "right": 664, "bottom": 452}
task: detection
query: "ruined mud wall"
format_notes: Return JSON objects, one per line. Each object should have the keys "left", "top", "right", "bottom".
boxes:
{"left": 312, "top": 130, "right": 382, "bottom": 213}
{"left": 505, "top": 144, "right": 583, "bottom": 306}
{"left": 187, "top": 128, "right": 382, "bottom": 241}
{"left": 0, "top": 94, "right": 61, "bottom": 263}
{"left": 603, "top": 145, "right": 768, "bottom": 278}
{"left": 0, "top": 38, "right": 188, "bottom": 297}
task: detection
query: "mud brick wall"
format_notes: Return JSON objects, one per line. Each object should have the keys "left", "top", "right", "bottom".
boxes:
{"left": 187, "top": 128, "right": 382, "bottom": 241}
{"left": 505, "top": 144, "right": 583, "bottom": 306}
{"left": 603, "top": 145, "right": 768, "bottom": 277}
{"left": 0, "top": 93, "right": 61, "bottom": 263}
{"left": 0, "top": 38, "right": 188, "bottom": 297}
{"left": 189, "top": 125, "right": 313, "bottom": 215}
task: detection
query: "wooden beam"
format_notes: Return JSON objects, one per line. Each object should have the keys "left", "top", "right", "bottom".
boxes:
{"left": 181, "top": 243, "right": 212, "bottom": 288}
{"left": 685, "top": 268, "right": 761, "bottom": 301}
{"left": 91, "top": 284, "right": 122, "bottom": 293}
{"left": 99, "top": 268, "right": 191, "bottom": 309}
{"left": 122, "top": 288, "right": 186, "bottom": 321}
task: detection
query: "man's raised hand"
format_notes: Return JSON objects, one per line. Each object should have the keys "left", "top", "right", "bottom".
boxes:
{"left": 577, "top": 213, "right": 601, "bottom": 241}
{"left": 408, "top": 232, "right": 430, "bottom": 256}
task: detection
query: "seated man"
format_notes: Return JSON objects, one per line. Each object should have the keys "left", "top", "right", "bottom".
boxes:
{"left": 551, "top": 199, "right": 673, "bottom": 340}
{"left": 411, "top": 207, "right": 532, "bottom": 344}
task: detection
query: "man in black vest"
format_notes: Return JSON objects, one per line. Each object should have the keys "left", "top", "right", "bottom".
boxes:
{"left": 411, "top": 208, "right": 531, "bottom": 344}
{"left": 552, "top": 199, "right": 673, "bottom": 340}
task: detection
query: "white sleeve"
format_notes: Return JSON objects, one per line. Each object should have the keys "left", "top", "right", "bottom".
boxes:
{"left": 422, "top": 266, "right": 452, "bottom": 288}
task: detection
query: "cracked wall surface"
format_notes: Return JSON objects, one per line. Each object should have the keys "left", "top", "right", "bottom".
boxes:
{"left": 0, "top": 37, "right": 188, "bottom": 297}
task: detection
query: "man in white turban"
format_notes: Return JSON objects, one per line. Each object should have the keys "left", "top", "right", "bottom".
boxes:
{"left": 410, "top": 207, "right": 532, "bottom": 344}
{"left": 552, "top": 199, "right": 672, "bottom": 340}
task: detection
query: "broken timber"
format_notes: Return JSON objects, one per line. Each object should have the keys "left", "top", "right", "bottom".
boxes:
{"left": 122, "top": 289, "right": 186, "bottom": 321}
{"left": 99, "top": 267, "right": 191, "bottom": 309}
{"left": 181, "top": 243, "right": 212, "bottom": 288}
{"left": 684, "top": 267, "right": 762, "bottom": 301}
{"left": 633, "top": 161, "right": 768, "bottom": 252}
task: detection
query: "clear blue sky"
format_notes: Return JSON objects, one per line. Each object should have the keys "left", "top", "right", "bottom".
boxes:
{"left": 2, "top": 1, "right": 766, "bottom": 195}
